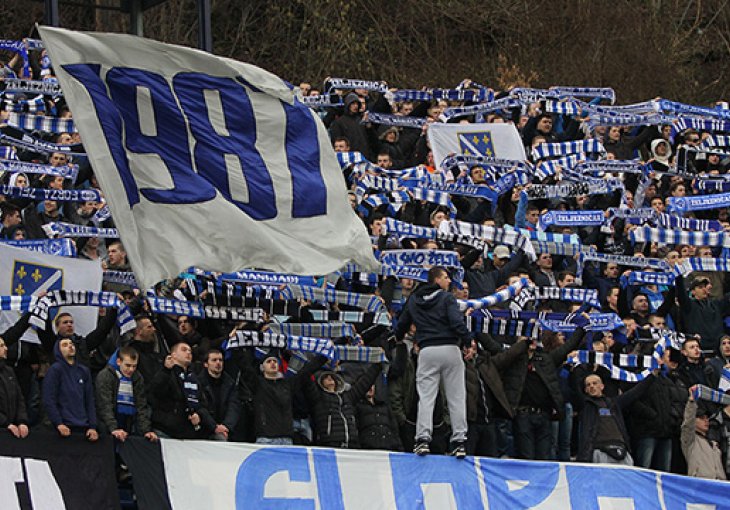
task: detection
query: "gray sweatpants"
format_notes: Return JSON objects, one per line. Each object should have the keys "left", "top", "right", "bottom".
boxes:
{"left": 415, "top": 344, "right": 467, "bottom": 444}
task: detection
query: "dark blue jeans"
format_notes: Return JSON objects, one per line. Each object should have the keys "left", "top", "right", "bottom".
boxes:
{"left": 514, "top": 412, "right": 552, "bottom": 460}
{"left": 634, "top": 437, "right": 672, "bottom": 472}
{"left": 466, "top": 421, "right": 497, "bottom": 457}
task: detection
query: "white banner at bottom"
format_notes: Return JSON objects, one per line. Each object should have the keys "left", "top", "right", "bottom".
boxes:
{"left": 160, "top": 439, "right": 729, "bottom": 509}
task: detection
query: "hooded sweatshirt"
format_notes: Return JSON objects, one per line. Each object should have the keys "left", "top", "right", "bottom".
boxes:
{"left": 395, "top": 283, "right": 472, "bottom": 349}
{"left": 42, "top": 340, "right": 96, "bottom": 429}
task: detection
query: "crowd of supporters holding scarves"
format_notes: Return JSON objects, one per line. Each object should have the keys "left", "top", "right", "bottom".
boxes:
{"left": 1, "top": 36, "right": 730, "bottom": 487}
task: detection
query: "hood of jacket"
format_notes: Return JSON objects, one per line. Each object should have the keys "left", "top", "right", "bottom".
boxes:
{"left": 317, "top": 370, "right": 347, "bottom": 394}
{"left": 650, "top": 139, "right": 672, "bottom": 164}
{"left": 53, "top": 339, "right": 74, "bottom": 366}
{"left": 413, "top": 283, "right": 446, "bottom": 310}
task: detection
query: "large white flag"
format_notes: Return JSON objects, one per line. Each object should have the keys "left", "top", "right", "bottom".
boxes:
{"left": 428, "top": 123, "right": 527, "bottom": 170}
{"left": 39, "top": 27, "right": 378, "bottom": 289}
{"left": 0, "top": 243, "right": 102, "bottom": 343}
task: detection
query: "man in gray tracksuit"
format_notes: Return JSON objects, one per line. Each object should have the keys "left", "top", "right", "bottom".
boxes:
{"left": 396, "top": 266, "right": 472, "bottom": 458}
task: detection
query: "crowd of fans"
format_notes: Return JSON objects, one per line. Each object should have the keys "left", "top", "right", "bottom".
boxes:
{"left": 0, "top": 40, "right": 730, "bottom": 488}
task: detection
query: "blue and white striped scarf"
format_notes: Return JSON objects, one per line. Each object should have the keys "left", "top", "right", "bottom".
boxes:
{"left": 578, "top": 252, "right": 670, "bottom": 279}
{"left": 3, "top": 95, "right": 46, "bottom": 113}
{"left": 693, "top": 179, "right": 730, "bottom": 194}
{"left": 0, "top": 40, "right": 29, "bottom": 76}
{"left": 517, "top": 229, "right": 580, "bottom": 244}
{"left": 538, "top": 210, "right": 605, "bottom": 231}
{"left": 0, "top": 186, "right": 101, "bottom": 203}
{"left": 531, "top": 139, "right": 605, "bottom": 160}
{"left": 0, "top": 132, "right": 85, "bottom": 156}
{"left": 361, "top": 191, "right": 410, "bottom": 216}
{"left": 3, "top": 78, "right": 63, "bottom": 96}
{"left": 0, "top": 295, "right": 37, "bottom": 311}
{"left": 658, "top": 99, "right": 730, "bottom": 120}
{"left": 440, "top": 154, "right": 531, "bottom": 174}
{"left": 624, "top": 271, "right": 675, "bottom": 287}
{"left": 533, "top": 154, "right": 582, "bottom": 180}
{"left": 524, "top": 179, "right": 623, "bottom": 200}
{"left": 301, "top": 94, "right": 343, "bottom": 108}
{"left": 28, "top": 290, "right": 134, "bottom": 335}
{"left": 280, "top": 284, "right": 386, "bottom": 313}
{"left": 8, "top": 113, "right": 77, "bottom": 134}
{"left": 566, "top": 351, "right": 656, "bottom": 382}
{"left": 512, "top": 286, "right": 601, "bottom": 310}
{"left": 466, "top": 316, "right": 539, "bottom": 338}
{"left": 677, "top": 118, "right": 730, "bottom": 133}
{"left": 544, "top": 99, "right": 583, "bottom": 116}
{"left": 356, "top": 175, "right": 401, "bottom": 198}
{"left": 409, "top": 187, "right": 457, "bottom": 217}
{"left": 392, "top": 87, "right": 493, "bottom": 103}
{"left": 441, "top": 97, "right": 522, "bottom": 121}
{"left": 1, "top": 238, "right": 76, "bottom": 257}
{"left": 667, "top": 192, "right": 730, "bottom": 215}
{"left": 213, "top": 270, "right": 318, "bottom": 287}
{"left": 630, "top": 227, "right": 726, "bottom": 248}
{"left": 607, "top": 207, "right": 657, "bottom": 224}
{"left": 334, "top": 345, "right": 387, "bottom": 363}
{"left": 531, "top": 240, "right": 587, "bottom": 256}
{"left": 379, "top": 249, "right": 460, "bottom": 268}
{"left": 0, "top": 158, "right": 78, "bottom": 181}
{"left": 42, "top": 222, "right": 118, "bottom": 238}
{"left": 365, "top": 112, "right": 427, "bottom": 128}
{"left": 147, "top": 296, "right": 266, "bottom": 322}
{"left": 404, "top": 181, "right": 498, "bottom": 202}
{"left": 691, "top": 385, "right": 730, "bottom": 406}
{"left": 699, "top": 135, "right": 730, "bottom": 148}
{"left": 336, "top": 151, "right": 367, "bottom": 167}
{"left": 457, "top": 277, "right": 530, "bottom": 311}
{"left": 549, "top": 86, "right": 616, "bottom": 103}
{"left": 103, "top": 271, "right": 138, "bottom": 288}
{"left": 229, "top": 331, "right": 337, "bottom": 359}
{"left": 0, "top": 147, "right": 18, "bottom": 161}
{"left": 325, "top": 78, "right": 388, "bottom": 93}
{"left": 306, "top": 309, "right": 391, "bottom": 326}
{"left": 269, "top": 322, "right": 356, "bottom": 339}
{"left": 572, "top": 160, "right": 645, "bottom": 176}
{"left": 586, "top": 112, "right": 677, "bottom": 129}
{"left": 442, "top": 220, "right": 537, "bottom": 260}
{"left": 673, "top": 257, "right": 730, "bottom": 277}
{"left": 655, "top": 213, "right": 722, "bottom": 232}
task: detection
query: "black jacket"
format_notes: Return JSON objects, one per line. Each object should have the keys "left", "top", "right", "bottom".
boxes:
{"left": 395, "top": 284, "right": 472, "bottom": 349}
{"left": 148, "top": 364, "right": 215, "bottom": 439}
{"left": 242, "top": 354, "right": 326, "bottom": 440}
{"left": 575, "top": 375, "right": 655, "bottom": 462}
{"left": 465, "top": 340, "right": 528, "bottom": 421}
{"left": 627, "top": 370, "right": 688, "bottom": 439}
{"left": 501, "top": 327, "right": 586, "bottom": 420}
{"left": 356, "top": 397, "right": 402, "bottom": 451}
{"left": 0, "top": 360, "right": 28, "bottom": 427}
{"left": 306, "top": 363, "right": 382, "bottom": 449}
{"left": 198, "top": 370, "right": 242, "bottom": 431}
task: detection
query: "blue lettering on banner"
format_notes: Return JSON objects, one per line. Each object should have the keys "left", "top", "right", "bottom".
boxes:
{"left": 389, "top": 452, "right": 482, "bottom": 509}
{"left": 62, "top": 64, "right": 327, "bottom": 219}
{"left": 162, "top": 440, "right": 730, "bottom": 509}
{"left": 566, "top": 465, "right": 662, "bottom": 509}
{"left": 235, "top": 447, "right": 344, "bottom": 509}
{"left": 480, "top": 459, "right": 559, "bottom": 508}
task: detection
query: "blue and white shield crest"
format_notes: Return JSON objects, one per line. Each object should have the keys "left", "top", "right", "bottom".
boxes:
{"left": 11, "top": 260, "right": 64, "bottom": 298}
{"left": 458, "top": 130, "right": 495, "bottom": 157}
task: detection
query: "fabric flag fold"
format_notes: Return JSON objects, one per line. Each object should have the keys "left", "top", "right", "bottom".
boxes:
{"left": 41, "top": 26, "right": 378, "bottom": 290}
